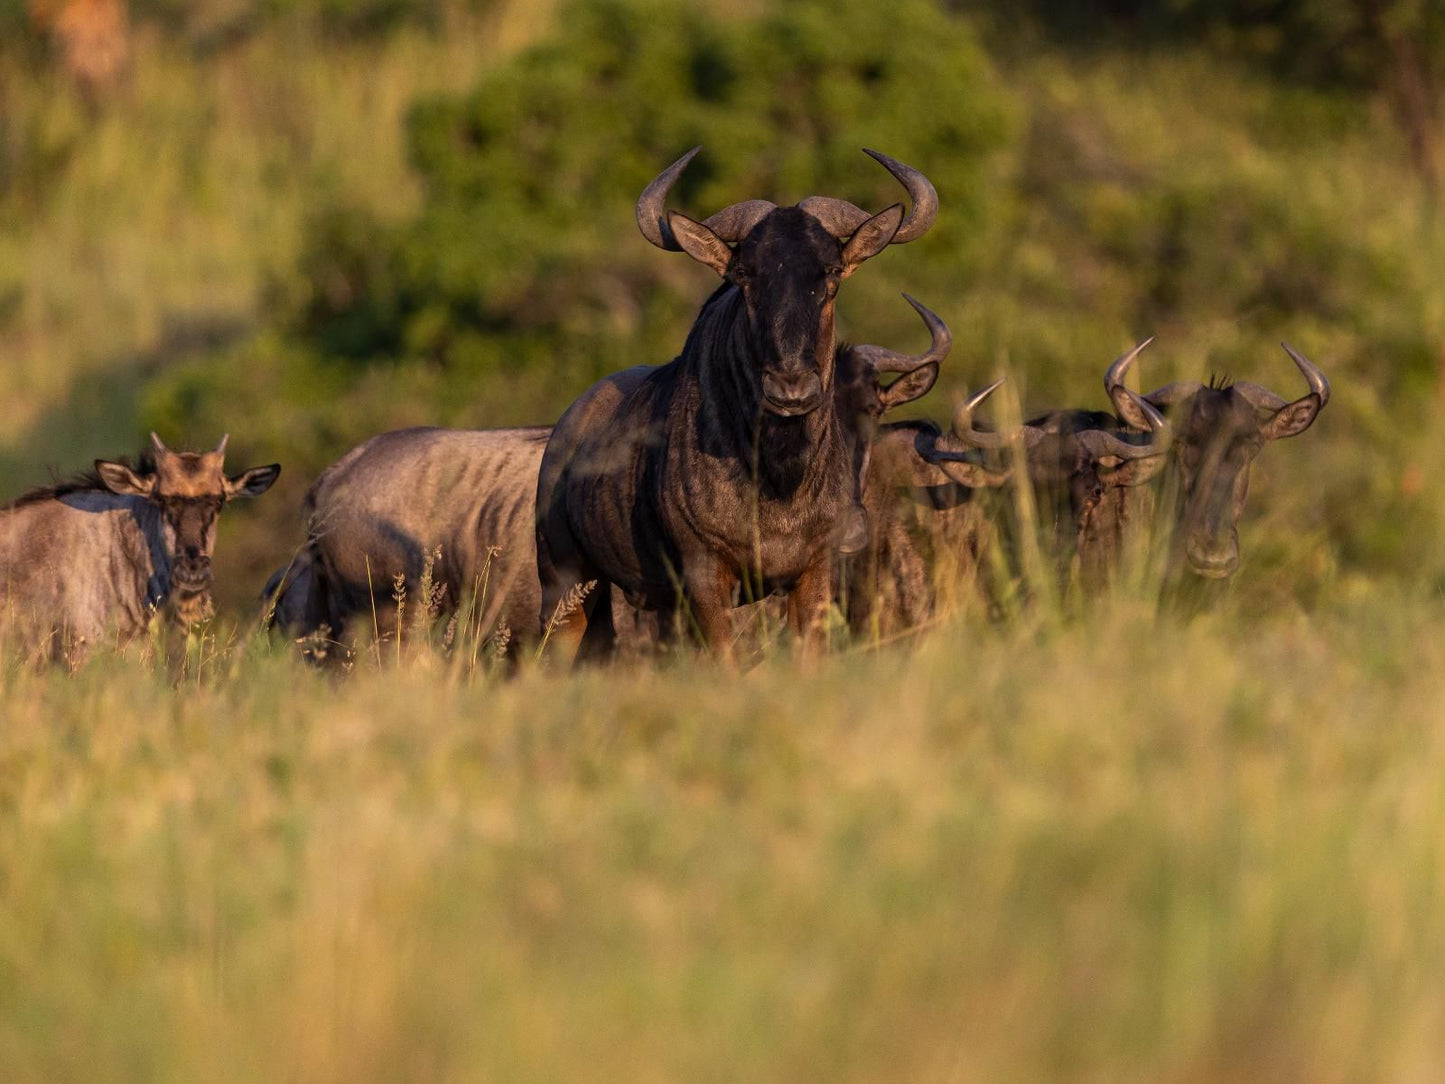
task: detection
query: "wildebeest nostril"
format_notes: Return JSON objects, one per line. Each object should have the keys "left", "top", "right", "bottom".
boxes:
{"left": 762, "top": 371, "right": 824, "bottom": 414}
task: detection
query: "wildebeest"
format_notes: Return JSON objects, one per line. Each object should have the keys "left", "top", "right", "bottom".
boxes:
{"left": 0, "top": 433, "right": 279, "bottom": 658}
{"left": 535, "top": 147, "right": 939, "bottom": 660}
{"left": 841, "top": 368, "right": 1044, "bottom": 635}
{"left": 263, "top": 311, "right": 946, "bottom": 658}
{"left": 1104, "top": 341, "right": 1329, "bottom": 579}
{"left": 841, "top": 341, "right": 1173, "bottom": 629}
{"left": 263, "top": 426, "right": 552, "bottom": 648}
{"left": 938, "top": 340, "right": 1173, "bottom": 592}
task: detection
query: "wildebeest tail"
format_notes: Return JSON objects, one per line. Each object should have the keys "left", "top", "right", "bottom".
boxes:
{"left": 259, "top": 542, "right": 325, "bottom": 634}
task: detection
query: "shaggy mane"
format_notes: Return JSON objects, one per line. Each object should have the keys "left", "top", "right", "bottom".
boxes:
{"left": 2, "top": 448, "right": 156, "bottom": 511}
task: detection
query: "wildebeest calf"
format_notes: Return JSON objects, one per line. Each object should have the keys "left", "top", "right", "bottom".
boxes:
{"left": 0, "top": 433, "right": 279, "bottom": 659}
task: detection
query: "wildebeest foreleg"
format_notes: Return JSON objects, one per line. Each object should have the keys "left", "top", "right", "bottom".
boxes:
{"left": 788, "top": 557, "right": 833, "bottom": 657}
{"left": 683, "top": 553, "right": 739, "bottom": 665}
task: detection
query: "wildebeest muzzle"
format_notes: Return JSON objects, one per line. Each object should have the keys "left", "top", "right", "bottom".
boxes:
{"left": 1185, "top": 529, "right": 1240, "bottom": 578}
{"left": 761, "top": 369, "right": 824, "bottom": 416}
{"left": 172, "top": 553, "right": 214, "bottom": 593}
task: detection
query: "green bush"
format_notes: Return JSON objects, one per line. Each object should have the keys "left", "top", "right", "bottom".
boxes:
{"left": 147, "top": 0, "right": 1012, "bottom": 504}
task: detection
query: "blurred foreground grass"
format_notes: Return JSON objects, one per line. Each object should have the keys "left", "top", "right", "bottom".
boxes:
{"left": 2, "top": 587, "right": 1445, "bottom": 1081}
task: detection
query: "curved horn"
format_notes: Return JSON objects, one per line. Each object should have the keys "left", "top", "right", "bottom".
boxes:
{"left": 796, "top": 149, "right": 938, "bottom": 242}
{"left": 939, "top": 377, "right": 1010, "bottom": 450}
{"left": 1223, "top": 343, "right": 1331, "bottom": 415}
{"left": 862, "top": 149, "right": 937, "bottom": 243}
{"left": 637, "top": 147, "right": 781, "bottom": 250}
{"left": 848, "top": 294, "right": 952, "bottom": 374}
{"left": 1099, "top": 335, "right": 1215, "bottom": 408}
{"left": 213, "top": 433, "right": 230, "bottom": 456}
{"left": 1102, "top": 336, "right": 1155, "bottom": 398}
{"left": 149, "top": 431, "right": 168, "bottom": 455}
{"left": 636, "top": 146, "right": 702, "bottom": 250}
{"left": 1282, "top": 342, "right": 1330, "bottom": 408}
{"left": 1076, "top": 392, "right": 1171, "bottom": 461}
{"left": 701, "top": 199, "right": 778, "bottom": 242}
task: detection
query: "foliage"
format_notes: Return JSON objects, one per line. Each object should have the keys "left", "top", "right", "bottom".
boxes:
{"left": 1, "top": 0, "right": 1444, "bottom": 602}
{"left": 266, "top": 0, "right": 1008, "bottom": 375}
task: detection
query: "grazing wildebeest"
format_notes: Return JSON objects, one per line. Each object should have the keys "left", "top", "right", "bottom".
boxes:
{"left": 536, "top": 147, "right": 938, "bottom": 660}
{"left": 0, "top": 433, "right": 279, "bottom": 658}
{"left": 1104, "top": 341, "right": 1329, "bottom": 579}
{"left": 840, "top": 375, "right": 1020, "bottom": 635}
{"left": 263, "top": 312, "right": 946, "bottom": 658}
{"left": 841, "top": 341, "right": 1172, "bottom": 629}
{"left": 938, "top": 340, "right": 1173, "bottom": 592}
{"left": 263, "top": 426, "right": 553, "bottom": 648}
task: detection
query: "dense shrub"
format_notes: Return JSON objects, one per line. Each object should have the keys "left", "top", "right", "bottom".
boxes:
{"left": 298, "top": 0, "right": 1010, "bottom": 372}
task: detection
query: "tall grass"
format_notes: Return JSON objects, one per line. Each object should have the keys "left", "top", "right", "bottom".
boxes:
{"left": 2, "top": 585, "right": 1445, "bottom": 1081}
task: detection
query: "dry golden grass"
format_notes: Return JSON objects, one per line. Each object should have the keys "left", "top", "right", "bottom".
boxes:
{"left": 1, "top": 586, "right": 1444, "bottom": 1081}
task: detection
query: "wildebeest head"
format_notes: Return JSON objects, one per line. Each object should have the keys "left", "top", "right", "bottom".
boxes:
{"left": 94, "top": 433, "right": 281, "bottom": 622}
{"left": 636, "top": 147, "right": 937, "bottom": 417}
{"left": 836, "top": 293, "right": 949, "bottom": 444}
{"left": 832, "top": 294, "right": 951, "bottom": 554}
{"left": 1106, "top": 342, "right": 1329, "bottom": 578}
{"left": 917, "top": 341, "right": 1172, "bottom": 513}
{"left": 1020, "top": 341, "right": 1172, "bottom": 529}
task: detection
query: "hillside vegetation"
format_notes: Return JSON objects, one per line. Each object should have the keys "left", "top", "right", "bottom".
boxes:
{"left": 5, "top": 0, "right": 1444, "bottom": 609}
{"left": 3, "top": 0, "right": 1445, "bottom": 1079}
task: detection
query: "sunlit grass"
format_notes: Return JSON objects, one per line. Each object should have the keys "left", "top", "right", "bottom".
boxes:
{"left": 1, "top": 585, "right": 1443, "bottom": 1081}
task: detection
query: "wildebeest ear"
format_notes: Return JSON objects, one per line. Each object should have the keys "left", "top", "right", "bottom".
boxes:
{"left": 840, "top": 203, "right": 904, "bottom": 278}
{"left": 225, "top": 464, "right": 282, "bottom": 499}
{"left": 665, "top": 211, "right": 732, "bottom": 277}
{"left": 877, "top": 363, "right": 939, "bottom": 412}
{"left": 95, "top": 460, "right": 154, "bottom": 498}
{"left": 1261, "top": 395, "right": 1322, "bottom": 442}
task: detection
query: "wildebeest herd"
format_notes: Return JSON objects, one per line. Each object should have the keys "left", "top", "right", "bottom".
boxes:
{"left": 0, "top": 149, "right": 1329, "bottom": 666}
